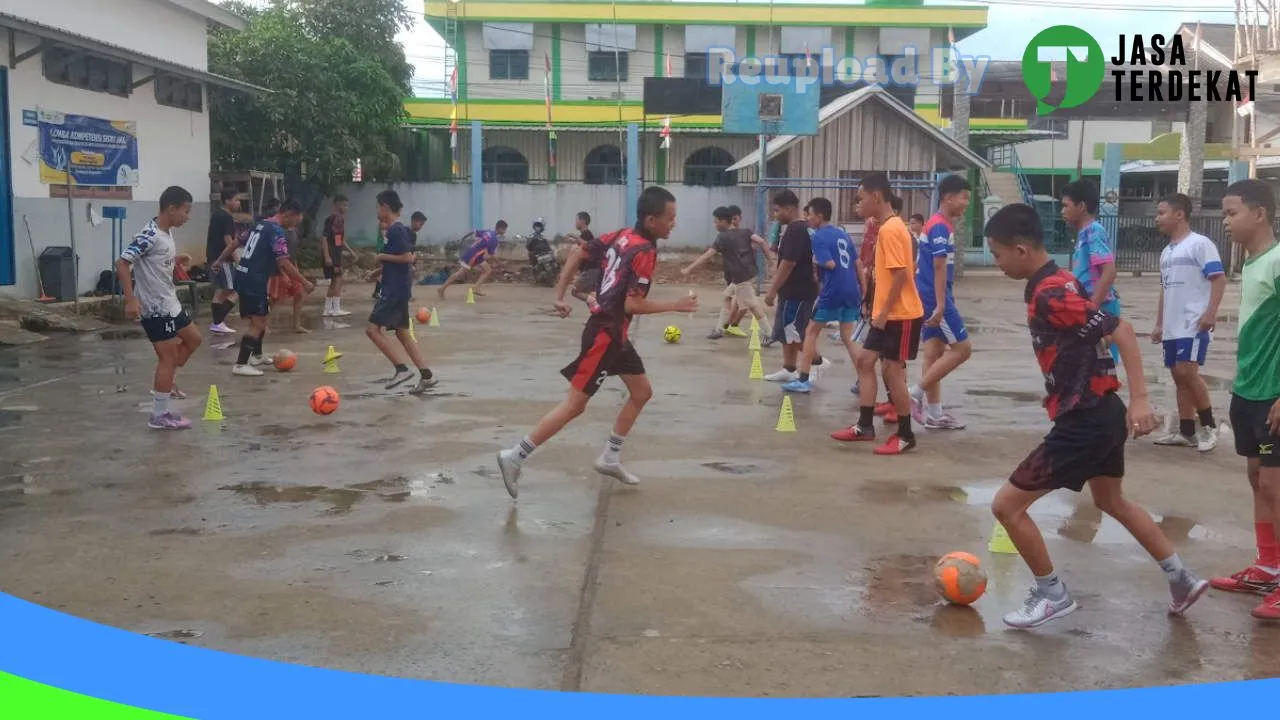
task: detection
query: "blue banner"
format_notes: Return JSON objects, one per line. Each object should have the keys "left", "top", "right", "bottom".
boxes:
{"left": 38, "top": 110, "right": 139, "bottom": 187}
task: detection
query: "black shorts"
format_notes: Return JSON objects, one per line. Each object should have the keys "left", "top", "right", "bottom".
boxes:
{"left": 560, "top": 322, "right": 645, "bottom": 397}
{"left": 1230, "top": 394, "right": 1280, "bottom": 468}
{"left": 239, "top": 293, "right": 269, "bottom": 319}
{"left": 864, "top": 316, "right": 924, "bottom": 363}
{"left": 370, "top": 294, "right": 410, "bottom": 330}
{"left": 323, "top": 264, "right": 342, "bottom": 280}
{"left": 141, "top": 312, "right": 192, "bottom": 343}
{"left": 772, "top": 298, "right": 814, "bottom": 345}
{"left": 1010, "top": 393, "right": 1128, "bottom": 492}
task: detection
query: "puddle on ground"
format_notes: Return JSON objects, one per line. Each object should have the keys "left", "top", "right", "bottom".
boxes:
{"left": 221, "top": 481, "right": 364, "bottom": 515}
{"left": 701, "top": 461, "right": 762, "bottom": 475}
{"left": 146, "top": 629, "right": 204, "bottom": 641}
{"left": 98, "top": 329, "right": 145, "bottom": 341}
{"left": 965, "top": 388, "right": 1044, "bottom": 404}
{"left": 149, "top": 527, "right": 204, "bottom": 536}
{"left": 855, "top": 480, "right": 969, "bottom": 504}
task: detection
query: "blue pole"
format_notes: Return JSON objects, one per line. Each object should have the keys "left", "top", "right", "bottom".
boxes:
{"left": 756, "top": 183, "right": 768, "bottom": 293}
{"left": 625, "top": 123, "right": 639, "bottom": 228}
{"left": 470, "top": 120, "right": 483, "bottom": 231}
{"left": 1228, "top": 160, "right": 1250, "bottom": 184}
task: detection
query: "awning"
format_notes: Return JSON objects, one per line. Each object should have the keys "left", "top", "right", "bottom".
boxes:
{"left": 0, "top": 12, "right": 268, "bottom": 94}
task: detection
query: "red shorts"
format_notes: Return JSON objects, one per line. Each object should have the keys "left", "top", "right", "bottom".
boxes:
{"left": 560, "top": 321, "right": 645, "bottom": 397}
{"left": 268, "top": 274, "right": 304, "bottom": 301}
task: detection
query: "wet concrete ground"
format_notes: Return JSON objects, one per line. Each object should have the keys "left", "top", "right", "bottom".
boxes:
{"left": 1, "top": 273, "right": 1278, "bottom": 697}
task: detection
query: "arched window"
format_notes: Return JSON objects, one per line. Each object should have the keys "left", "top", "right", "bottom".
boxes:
{"left": 584, "top": 144, "right": 625, "bottom": 185}
{"left": 683, "top": 147, "right": 737, "bottom": 187}
{"left": 481, "top": 146, "right": 529, "bottom": 184}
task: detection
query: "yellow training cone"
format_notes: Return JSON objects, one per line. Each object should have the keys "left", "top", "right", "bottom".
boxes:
{"left": 466, "top": 287, "right": 476, "bottom": 304}
{"left": 203, "top": 385, "right": 224, "bottom": 421}
{"left": 429, "top": 306, "right": 441, "bottom": 326}
{"left": 750, "top": 315, "right": 760, "bottom": 333}
{"left": 748, "top": 326, "right": 762, "bottom": 352}
{"left": 409, "top": 317, "right": 417, "bottom": 342}
{"left": 775, "top": 395, "right": 797, "bottom": 432}
{"left": 748, "top": 350, "right": 764, "bottom": 380}
{"left": 989, "top": 521, "right": 1018, "bottom": 554}
{"left": 323, "top": 345, "right": 342, "bottom": 374}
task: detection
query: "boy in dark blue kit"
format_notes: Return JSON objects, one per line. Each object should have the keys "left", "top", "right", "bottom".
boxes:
{"left": 232, "top": 199, "right": 312, "bottom": 377}
{"left": 367, "top": 190, "right": 436, "bottom": 394}
{"left": 983, "top": 203, "right": 1208, "bottom": 629}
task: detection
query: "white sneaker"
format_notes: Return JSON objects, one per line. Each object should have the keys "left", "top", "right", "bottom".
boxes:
{"left": 385, "top": 369, "right": 416, "bottom": 389}
{"left": 764, "top": 368, "right": 798, "bottom": 383}
{"left": 1153, "top": 430, "right": 1194, "bottom": 447}
{"left": 209, "top": 322, "right": 236, "bottom": 335}
{"left": 1003, "top": 587, "right": 1079, "bottom": 629}
{"left": 1196, "top": 425, "right": 1218, "bottom": 453}
{"left": 593, "top": 457, "right": 640, "bottom": 485}
{"left": 249, "top": 354, "right": 270, "bottom": 367}
{"left": 233, "top": 364, "right": 264, "bottom": 377}
{"left": 811, "top": 357, "right": 833, "bottom": 379}
{"left": 332, "top": 307, "right": 351, "bottom": 317}
{"left": 496, "top": 449, "right": 521, "bottom": 499}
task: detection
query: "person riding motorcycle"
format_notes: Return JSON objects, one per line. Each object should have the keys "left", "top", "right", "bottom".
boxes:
{"left": 525, "top": 218, "right": 560, "bottom": 286}
{"left": 525, "top": 218, "right": 553, "bottom": 261}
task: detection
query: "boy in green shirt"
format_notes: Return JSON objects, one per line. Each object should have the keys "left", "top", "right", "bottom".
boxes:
{"left": 1210, "top": 179, "right": 1280, "bottom": 619}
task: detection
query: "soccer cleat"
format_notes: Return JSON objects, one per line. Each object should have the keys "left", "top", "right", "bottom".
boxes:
{"left": 385, "top": 369, "right": 416, "bottom": 390}
{"left": 1168, "top": 570, "right": 1210, "bottom": 616}
{"left": 233, "top": 364, "right": 264, "bottom": 377}
{"left": 883, "top": 408, "right": 899, "bottom": 424}
{"left": 148, "top": 412, "right": 192, "bottom": 430}
{"left": 249, "top": 354, "right": 270, "bottom": 367}
{"left": 874, "top": 434, "right": 917, "bottom": 456}
{"left": 594, "top": 457, "right": 640, "bottom": 486}
{"left": 1003, "top": 587, "right": 1079, "bottom": 629}
{"left": 874, "top": 401, "right": 895, "bottom": 416}
{"left": 781, "top": 379, "right": 813, "bottom": 394}
{"left": 764, "top": 369, "right": 798, "bottom": 383}
{"left": 169, "top": 388, "right": 187, "bottom": 400}
{"left": 409, "top": 375, "right": 439, "bottom": 395}
{"left": 724, "top": 325, "right": 749, "bottom": 338}
{"left": 209, "top": 322, "right": 236, "bottom": 335}
{"left": 910, "top": 394, "right": 927, "bottom": 424}
{"left": 1209, "top": 565, "right": 1280, "bottom": 595}
{"left": 332, "top": 308, "right": 351, "bottom": 317}
{"left": 1253, "top": 588, "right": 1280, "bottom": 620}
{"left": 924, "top": 413, "right": 966, "bottom": 430}
{"left": 1196, "top": 425, "right": 1218, "bottom": 453}
{"left": 496, "top": 450, "right": 521, "bottom": 499}
{"left": 1153, "top": 431, "right": 1195, "bottom": 447}
{"left": 831, "top": 424, "right": 876, "bottom": 442}
{"left": 706, "top": 328, "right": 725, "bottom": 340}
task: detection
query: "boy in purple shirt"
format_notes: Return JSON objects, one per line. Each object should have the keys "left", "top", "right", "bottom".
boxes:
{"left": 438, "top": 220, "right": 506, "bottom": 299}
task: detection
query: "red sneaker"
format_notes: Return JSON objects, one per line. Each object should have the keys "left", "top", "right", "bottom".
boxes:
{"left": 1253, "top": 588, "right": 1280, "bottom": 620}
{"left": 831, "top": 425, "right": 876, "bottom": 442}
{"left": 1210, "top": 565, "right": 1280, "bottom": 595}
{"left": 874, "top": 434, "right": 917, "bottom": 456}
{"left": 874, "top": 401, "right": 894, "bottom": 416}
{"left": 883, "top": 409, "right": 899, "bottom": 424}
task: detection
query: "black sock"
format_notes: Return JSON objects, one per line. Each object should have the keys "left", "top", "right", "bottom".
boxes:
{"left": 253, "top": 335, "right": 264, "bottom": 357}
{"left": 799, "top": 372, "right": 810, "bottom": 382}
{"left": 419, "top": 367, "right": 433, "bottom": 380}
{"left": 813, "top": 354, "right": 824, "bottom": 365}
{"left": 1197, "top": 408, "right": 1215, "bottom": 428}
{"left": 858, "top": 405, "right": 875, "bottom": 428}
{"left": 395, "top": 363, "right": 409, "bottom": 373}
{"left": 898, "top": 415, "right": 915, "bottom": 440}
{"left": 211, "top": 301, "right": 226, "bottom": 324}
{"left": 236, "top": 336, "right": 255, "bottom": 365}
{"left": 784, "top": 365, "right": 796, "bottom": 373}
{"left": 1180, "top": 419, "right": 1196, "bottom": 438}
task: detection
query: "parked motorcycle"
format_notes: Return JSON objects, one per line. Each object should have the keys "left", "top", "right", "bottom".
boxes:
{"left": 520, "top": 218, "right": 560, "bottom": 286}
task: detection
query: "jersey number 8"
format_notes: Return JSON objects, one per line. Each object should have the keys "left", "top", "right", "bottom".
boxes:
{"left": 836, "top": 238, "right": 851, "bottom": 269}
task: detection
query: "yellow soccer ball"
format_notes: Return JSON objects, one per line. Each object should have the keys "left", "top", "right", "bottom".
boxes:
{"left": 663, "top": 325, "right": 682, "bottom": 343}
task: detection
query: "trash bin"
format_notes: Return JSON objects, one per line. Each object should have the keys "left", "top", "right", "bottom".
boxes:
{"left": 38, "top": 247, "right": 78, "bottom": 301}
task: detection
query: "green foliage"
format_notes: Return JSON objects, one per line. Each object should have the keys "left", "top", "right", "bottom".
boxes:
{"left": 208, "top": 0, "right": 412, "bottom": 199}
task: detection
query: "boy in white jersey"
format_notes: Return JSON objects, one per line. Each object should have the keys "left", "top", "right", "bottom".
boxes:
{"left": 117, "top": 186, "right": 203, "bottom": 430}
{"left": 1150, "top": 193, "right": 1226, "bottom": 452}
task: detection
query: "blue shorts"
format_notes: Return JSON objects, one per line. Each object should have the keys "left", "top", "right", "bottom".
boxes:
{"left": 921, "top": 303, "right": 969, "bottom": 345}
{"left": 812, "top": 302, "right": 860, "bottom": 325}
{"left": 1163, "top": 331, "right": 1210, "bottom": 368}
{"left": 1101, "top": 298, "right": 1121, "bottom": 363}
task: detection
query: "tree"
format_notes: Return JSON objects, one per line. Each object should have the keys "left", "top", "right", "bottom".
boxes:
{"left": 208, "top": 0, "right": 411, "bottom": 213}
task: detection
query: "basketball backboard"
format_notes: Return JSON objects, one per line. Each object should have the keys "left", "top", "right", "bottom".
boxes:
{"left": 721, "top": 81, "right": 819, "bottom": 136}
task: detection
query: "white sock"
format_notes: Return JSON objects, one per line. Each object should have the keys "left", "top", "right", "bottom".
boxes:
{"left": 333, "top": 297, "right": 342, "bottom": 312}
{"left": 602, "top": 433, "right": 625, "bottom": 464}
{"left": 328, "top": 297, "right": 338, "bottom": 313}
{"left": 510, "top": 436, "right": 537, "bottom": 465}
{"left": 152, "top": 391, "right": 170, "bottom": 418}
{"left": 909, "top": 384, "right": 924, "bottom": 401}
{"left": 927, "top": 402, "right": 944, "bottom": 418}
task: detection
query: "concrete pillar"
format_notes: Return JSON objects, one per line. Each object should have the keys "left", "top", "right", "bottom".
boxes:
{"left": 626, "top": 123, "right": 639, "bottom": 228}
{"left": 1178, "top": 101, "right": 1207, "bottom": 209}
{"left": 1100, "top": 143, "right": 1122, "bottom": 218}
{"left": 470, "top": 121, "right": 483, "bottom": 231}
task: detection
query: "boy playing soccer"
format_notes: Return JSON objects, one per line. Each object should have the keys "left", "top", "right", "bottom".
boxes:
{"left": 438, "top": 221, "right": 506, "bottom": 299}
{"left": 232, "top": 199, "right": 313, "bottom": 377}
{"left": 832, "top": 173, "right": 923, "bottom": 454}
{"left": 984, "top": 203, "right": 1207, "bottom": 629}
{"left": 117, "top": 186, "right": 204, "bottom": 430}
{"left": 764, "top": 190, "right": 829, "bottom": 382}
{"left": 681, "top": 206, "right": 774, "bottom": 340}
{"left": 783, "top": 198, "right": 860, "bottom": 394}
{"left": 495, "top": 187, "right": 698, "bottom": 499}
{"left": 908, "top": 174, "right": 974, "bottom": 430}
{"left": 367, "top": 190, "right": 436, "bottom": 393}
{"left": 1063, "top": 180, "right": 1121, "bottom": 364}
{"left": 1150, "top": 193, "right": 1225, "bottom": 452}
{"left": 1209, "top": 180, "right": 1280, "bottom": 618}
{"left": 321, "top": 194, "right": 351, "bottom": 318}
{"left": 206, "top": 186, "right": 240, "bottom": 335}
{"left": 567, "top": 211, "right": 601, "bottom": 306}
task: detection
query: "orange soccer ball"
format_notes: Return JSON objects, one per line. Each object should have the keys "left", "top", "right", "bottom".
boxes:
{"left": 309, "top": 386, "right": 340, "bottom": 415}
{"left": 273, "top": 349, "right": 297, "bottom": 371}
{"left": 934, "top": 551, "right": 987, "bottom": 606}
{"left": 416, "top": 307, "right": 431, "bottom": 324}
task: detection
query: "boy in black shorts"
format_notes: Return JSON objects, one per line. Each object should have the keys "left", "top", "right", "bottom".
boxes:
{"left": 206, "top": 186, "right": 240, "bottom": 335}
{"left": 983, "top": 203, "right": 1207, "bottom": 629}
{"left": 321, "top": 194, "right": 351, "bottom": 318}
{"left": 495, "top": 187, "right": 698, "bottom": 499}
{"left": 566, "top": 211, "right": 600, "bottom": 305}
{"left": 366, "top": 190, "right": 436, "bottom": 393}
{"left": 231, "top": 199, "right": 313, "bottom": 377}
{"left": 117, "top": 186, "right": 204, "bottom": 430}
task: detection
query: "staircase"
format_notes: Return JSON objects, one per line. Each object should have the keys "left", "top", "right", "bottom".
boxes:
{"left": 982, "top": 169, "right": 1026, "bottom": 208}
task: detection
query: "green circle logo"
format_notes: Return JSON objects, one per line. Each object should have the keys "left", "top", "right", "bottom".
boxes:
{"left": 1022, "top": 26, "right": 1105, "bottom": 114}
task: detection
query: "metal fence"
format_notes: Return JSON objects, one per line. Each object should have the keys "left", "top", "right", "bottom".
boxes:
{"left": 1100, "top": 212, "right": 1232, "bottom": 275}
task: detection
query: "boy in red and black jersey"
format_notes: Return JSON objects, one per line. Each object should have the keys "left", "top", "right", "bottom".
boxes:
{"left": 496, "top": 188, "right": 699, "bottom": 499}
{"left": 983, "top": 203, "right": 1208, "bottom": 630}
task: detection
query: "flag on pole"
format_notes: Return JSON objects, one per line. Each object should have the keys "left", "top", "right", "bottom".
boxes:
{"left": 947, "top": 26, "right": 955, "bottom": 46}
{"left": 659, "top": 115, "right": 671, "bottom": 150}
{"left": 665, "top": 51, "right": 672, "bottom": 77}
{"left": 545, "top": 53, "right": 556, "bottom": 169}
{"left": 448, "top": 66, "right": 459, "bottom": 174}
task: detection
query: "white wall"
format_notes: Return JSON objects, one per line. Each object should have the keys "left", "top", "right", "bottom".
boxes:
{"left": 0, "top": 0, "right": 210, "bottom": 70}
{"left": 1016, "top": 119, "right": 1155, "bottom": 171}
{"left": 322, "top": 182, "right": 759, "bottom": 249}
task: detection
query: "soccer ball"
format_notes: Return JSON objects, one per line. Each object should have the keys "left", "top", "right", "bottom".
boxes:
{"left": 273, "top": 349, "right": 297, "bottom": 371}
{"left": 663, "top": 325, "right": 682, "bottom": 343}
{"left": 309, "top": 386, "right": 340, "bottom": 415}
{"left": 933, "top": 551, "right": 987, "bottom": 606}
{"left": 416, "top": 307, "right": 431, "bottom": 324}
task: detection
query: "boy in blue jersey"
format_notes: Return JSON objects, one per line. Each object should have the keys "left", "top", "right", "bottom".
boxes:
{"left": 438, "top": 220, "right": 506, "bottom": 299}
{"left": 1062, "top": 179, "right": 1121, "bottom": 362}
{"left": 231, "top": 199, "right": 313, "bottom": 377}
{"left": 367, "top": 190, "right": 437, "bottom": 393}
{"left": 783, "top": 198, "right": 861, "bottom": 393}
{"left": 907, "top": 174, "right": 973, "bottom": 430}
